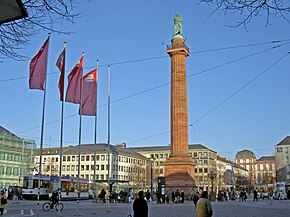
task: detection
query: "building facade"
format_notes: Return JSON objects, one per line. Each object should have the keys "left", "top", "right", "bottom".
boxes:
{"left": 0, "top": 126, "right": 36, "bottom": 188}
{"left": 235, "top": 149, "right": 276, "bottom": 188}
{"left": 275, "top": 136, "right": 290, "bottom": 184}
{"left": 34, "top": 143, "right": 148, "bottom": 191}
{"left": 130, "top": 144, "right": 217, "bottom": 192}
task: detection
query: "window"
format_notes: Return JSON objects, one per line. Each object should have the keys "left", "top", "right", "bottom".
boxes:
{"left": 81, "top": 165, "right": 84, "bottom": 171}
{"left": 6, "top": 167, "right": 11, "bottom": 175}
{"left": 203, "top": 152, "right": 208, "bottom": 158}
{"left": 86, "top": 156, "right": 90, "bottom": 161}
{"left": 67, "top": 156, "right": 71, "bottom": 161}
{"left": 204, "top": 160, "right": 208, "bottom": 165}
{"left": 86, "top": 165, "right": 89, "bottom": 171}
{"left": 81, "top": 156, "right": 85, "bottom": 161}
{"left": 13, "top": 168, "right": 18, "bottom": 176}
{"left": 101, "top": 155, "right": 105, "bottom": 161}
{"left": 204, "top": 168, "right": 208, "bottom": 173}
{"left": 71, "top": 165, "right": 75, "bottom": 171}
{"left": 67, "top": 165, "right": 70, "bottom": 171}
{"left": 193, "top": 152, "right": 197, "bottom": 157}
{"left": 101, "top": 165, "right": 104, "bottom": 170}
{"left": 96, "top": 155, "right": 100, "bottom": 161}
{"left": 91, "top": 155, "right": 95, "bottom": 161}
{"left": 62, "top": 165, "right": 66, "bottom": 171}
{"left": 0, "top": 166, "right": 4, "bottom": 175}
{"left": 199, "top": 168, "right": 203, "bottom": 173}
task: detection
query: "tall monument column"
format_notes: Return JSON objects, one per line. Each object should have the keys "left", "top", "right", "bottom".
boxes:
{"left": 163, "top": 14, "right": 196, "bottom": 194}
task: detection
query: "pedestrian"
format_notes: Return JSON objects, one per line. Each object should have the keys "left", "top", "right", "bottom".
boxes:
{"left": 180, "top": 190, "right": 185, "bottom": 203}
{"left": 133, "top": 191, "right": 148, "bottom": 217}
{"left": 145, "top": 190, "right": 151, "bottom": 203}
{"left": 269, "top": 190, "right": 273, "bottom": 205}
{"left": 196, "top": 191, "right": 213, "bottom": 217}
{"left": 193, "top": 191, "right": 200, "bottom": 207}
{"left": 253, "top": 189, "right": 258, "bottom": 201}
{"left": 171, "top": 191, "right": 175, "bottom": 203}
{"left": 0, "top": 191, "right": 7, "bottom": 215}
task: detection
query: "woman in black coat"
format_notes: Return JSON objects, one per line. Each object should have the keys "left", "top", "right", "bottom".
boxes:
{"left": 133, "top": 191, "right": 148, "bottom": 217}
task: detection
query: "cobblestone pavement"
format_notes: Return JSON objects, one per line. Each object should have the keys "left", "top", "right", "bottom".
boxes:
{"left": 2, "top": 199, "right": 290, "bottom": 217}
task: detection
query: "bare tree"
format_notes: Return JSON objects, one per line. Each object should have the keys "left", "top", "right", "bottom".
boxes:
{"left": 199, "top": 0, "right": 290, "bottom": 28}
{"left": 0, "top": 0, "right": 81, "bottom": 60}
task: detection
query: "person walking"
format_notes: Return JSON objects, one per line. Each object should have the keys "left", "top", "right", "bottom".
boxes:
{"left": 0, "top": 191, "right": 7, "bottom": 215}
{"left": 269, "top": 190, "right": 273, "bottom": 205}
{"left": 193, "top": 191, "right": 200, "bottom": 208}
{"left": 180, "top": 190, "right": 185, "bottom": 203}
{"left": 133, "top": 191, "right": 148, "bottom": 217}
{"left": 171, "top": 191, "right": 175, "bottom": 203}
{"left": 253, "top": 189, "right": 258, "bottom": 201}
{"left": 196, "top": 191, "right": 213, "bottom": 217}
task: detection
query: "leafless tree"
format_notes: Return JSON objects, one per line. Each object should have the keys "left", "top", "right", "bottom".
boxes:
{"left": 199, "top": 0, "right": 290, "bottom": 28}
{"left": 0, "top": 0, "right": 81, "bottom": 60}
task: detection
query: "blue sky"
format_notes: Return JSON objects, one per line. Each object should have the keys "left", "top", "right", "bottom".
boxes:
{"left": 1, "top": 1, "right": 290, "bottom": 161}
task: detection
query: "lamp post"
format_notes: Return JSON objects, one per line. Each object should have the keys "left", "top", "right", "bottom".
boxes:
{"left": 150, "top": 159, "right": 154, "bottom": 195}
{"left": 208, "top": 171, "right": 216, "bottom": 201}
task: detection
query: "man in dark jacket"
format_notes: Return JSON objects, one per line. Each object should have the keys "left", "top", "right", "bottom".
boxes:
{"left": 133, "top": 191, "right": 148, "bottom": 217}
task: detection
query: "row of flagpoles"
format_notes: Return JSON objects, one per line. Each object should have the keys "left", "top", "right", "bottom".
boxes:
{"left": 29, "top": 35, "right": 110, "bottom": 216}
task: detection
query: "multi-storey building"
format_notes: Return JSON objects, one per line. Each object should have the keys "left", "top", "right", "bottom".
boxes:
{"left": 235, "top": 149, "right": 275, "bottom": 187}
{"left": 129, "top": 144, "right": 217, "bottom": 191}
{"left": 35, "top": 143, "right": 148, "bottom": 191}
{"left": 0, "top": 126, "right": 36, "bottom": 187}
{"left": 275, "top": 136, "right": 290, "bottom": 183}
{"left": 217, "top": 156, "right": 249, "bottom": 191}
{"left": 234, "top": 149, "right": 257, "bottom": 185}
{"left": 255, "top": 156, "right": 276, "bottom": 185}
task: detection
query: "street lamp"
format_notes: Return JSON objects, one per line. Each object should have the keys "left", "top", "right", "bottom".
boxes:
{"left": 150, "top": 158, "right": 154, "bottom": 195}
{"left": 208, "top": 171, "right": 216, "bottom": 201}
{"left": 0, "top": 0, "right": 28, "bottom": 24}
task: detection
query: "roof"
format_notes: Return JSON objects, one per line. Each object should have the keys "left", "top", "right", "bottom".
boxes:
{"left": 37, "top": 143, "right": 148, "bottom": 160}
{"left": 128, "top": 144, "right": 216, "bottom": 153}
{"left": 276, "top": 136, "right": 290, "bottom": 146}
{"left": 0, "top": 125, "right": 18, "bottom": 138}
{"left": 235, "top": 149, "right": 256, "bottom": 159}
{"left": 217, "top": 156, "right": 248, "bottom": 171}
{"left": 256, "top": 156, "right": 275, "bottom": 162}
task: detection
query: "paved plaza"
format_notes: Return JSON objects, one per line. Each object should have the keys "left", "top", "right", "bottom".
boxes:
{"left": 2, "top": 199, "right": 290, "bottom": 217}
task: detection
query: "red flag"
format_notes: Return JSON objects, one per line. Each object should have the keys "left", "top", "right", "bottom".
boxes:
{"left": 29, "top": 37, "right": 50, "bottom": 90}
{"left": 56, "top": 45, "right": 66, "bottom": 101}
{"left": 80, "top": 69, "right": 97, "bottom": 116}
{"left": 65, "top": 55, "right": 84, "bottom": 104}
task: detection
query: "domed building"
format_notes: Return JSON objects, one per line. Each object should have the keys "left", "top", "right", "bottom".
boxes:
{"left": 234, "top": 149, "right": 257, "bottom": 186}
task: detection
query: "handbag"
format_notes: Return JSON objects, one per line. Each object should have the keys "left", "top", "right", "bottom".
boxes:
{"left": 1, "top": 197, "right": 7, "bottom": 205}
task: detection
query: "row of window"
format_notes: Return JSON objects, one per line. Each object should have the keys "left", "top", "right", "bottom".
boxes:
{"left": 44, "top": 155, "right": 146, "bottom": 166}
{"left": 0, "top": 152, "right": 25, "bottom": 162}
{"left": 61, "top": 164, "right": 145, "bottom": 174}
{"left": 61, "top": 173, "right": 143, "bottom": 182}
{"left": 0, "top": 166, "right": 20, "bottom": 176}
{"left": 150, "top": 152, "right": 210, "bottom": 159}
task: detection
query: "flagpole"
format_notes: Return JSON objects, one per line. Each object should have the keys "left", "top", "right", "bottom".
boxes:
{"left": 58, "top": 42, "right": 66, "bottom": 217}
{"left": 37, "top": 34, "right": 50, "bottom": 217}
{"left": 77, "top": 52, "right": 84, "bottom": 217}
{"left": 93, "top": 60, "right": 99, "bottom": 215}
{"left": 107, "top": 65, "right": 111, "bottom": 212}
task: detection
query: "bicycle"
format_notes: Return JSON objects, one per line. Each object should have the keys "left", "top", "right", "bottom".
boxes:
{"left": 42, "top": 201, "right": 64, "bottom": 211}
